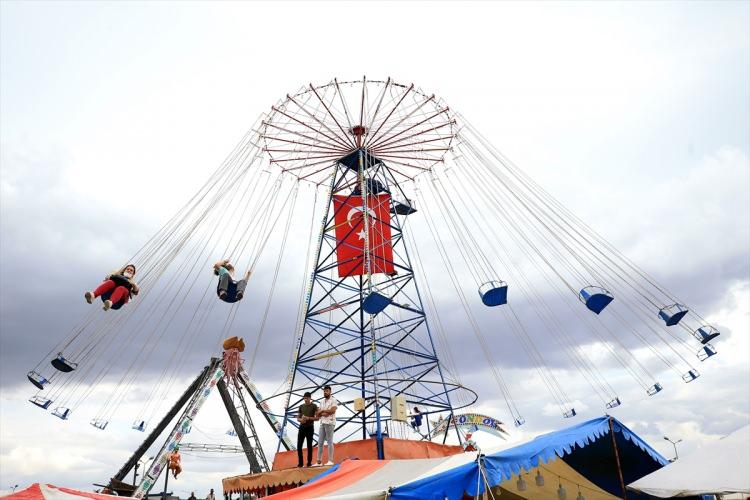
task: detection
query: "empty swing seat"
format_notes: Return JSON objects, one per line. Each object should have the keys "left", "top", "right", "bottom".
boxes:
{"left": 697, "top": 344, "right": 717, "bottom": 361}
{"left": 681, "top": 369, "right": 700, "bottom": 382}
{"left": 27, "top": 371, "right": 49, "bottom": 390}
{"left": 563, "top": 408, "right": 577, "bottom": 418}
{"left": 578, "top": 286, "right": 614, "bottom": 314}
{"left": 363, "top": 292, "right": 391, "bottom": 315}
{"left": 478, "top": 281, "right": 508, "bottom": 307}
{"left": 91, "top": 419, "right": 109, "bottom": 430}
{"left": 693, "top": 325, "right": 721, "bottom": 344}
{"left": 132, "top": 420, "right": 146, "bottom": 432}
{"left": 647, "top": 383, "right": 663, "bottom": 396}
{"left": 51, "top": 354, "right": 78, "bottom": 373}
{"left": 514, "top": 417, "right": 526, "bottom": 427}
{"left": 658, "top": 304, "right": 689, "bottom": 326}
{"left": 52, "top": 407, "right": 71, "bottom": 420}
{"left": 29, "top": 396, "right": 52, "bottom": 410}
{"left": 606, "top": 397, "right": 622, "bottom": 409}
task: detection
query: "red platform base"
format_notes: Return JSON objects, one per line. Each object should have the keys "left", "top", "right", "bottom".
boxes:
{"left": 271, "top": 437, "right": 463, "bottom": 470}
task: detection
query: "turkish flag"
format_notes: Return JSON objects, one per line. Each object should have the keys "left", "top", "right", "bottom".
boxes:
{"left": 332, "top": 194, "right": 394, "bottom": 277}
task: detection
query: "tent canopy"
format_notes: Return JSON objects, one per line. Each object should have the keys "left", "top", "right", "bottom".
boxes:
{"left": 264, "top": 416, "right": 667, "bottom": 500}
{"left": 628, "top": 425, "right": 750, "bottom": 497}
{"left": 1, "top": 484, "right": 122, "bottom": 500}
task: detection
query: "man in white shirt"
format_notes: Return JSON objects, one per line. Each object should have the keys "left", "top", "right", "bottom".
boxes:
{"left": 315, "top": 385, "right": 338, "bottom": 466}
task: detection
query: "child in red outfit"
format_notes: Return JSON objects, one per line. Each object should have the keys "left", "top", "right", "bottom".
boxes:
{"left": 85, "top": 264, "right": 140, "bottom": 310}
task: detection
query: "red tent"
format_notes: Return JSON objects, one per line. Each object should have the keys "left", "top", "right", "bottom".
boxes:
{"left": 2, "top": 484, "right": 123, "bottom": 500}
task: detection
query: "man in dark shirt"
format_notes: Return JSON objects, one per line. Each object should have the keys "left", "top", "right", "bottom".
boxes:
{"left": 297, "top": 391, "right": 318, "bottom": 467}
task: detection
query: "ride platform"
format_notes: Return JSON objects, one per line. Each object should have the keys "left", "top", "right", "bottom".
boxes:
{"left": 271, "top": 437, "right": 463, "bottom": 470}
{"left": 223, "top": 437, "right": 463, "bottom": 497}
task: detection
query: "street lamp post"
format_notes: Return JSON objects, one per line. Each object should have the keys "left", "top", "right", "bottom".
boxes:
{"left": 162, "top": 467, "right": 170, "bottom": 500}
{"left": 663, "top": 436, "right": 682, "bottom": 461}
{"left": 133, "top": 457, "right": 149, "bottom": 486}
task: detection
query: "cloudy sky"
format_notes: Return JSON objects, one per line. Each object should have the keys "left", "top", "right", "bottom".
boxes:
{"left": 1, "top": 0, "right": 749, "bottom": 496}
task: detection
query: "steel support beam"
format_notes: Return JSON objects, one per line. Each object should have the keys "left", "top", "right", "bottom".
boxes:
{"left": 217, "top": 379, "right": 263, "bottom": 473}
{"left": 110, "top": 359, "right": 217, "bottom": 485}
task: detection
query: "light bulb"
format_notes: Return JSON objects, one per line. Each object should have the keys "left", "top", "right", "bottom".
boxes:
{"left": 557, "top": 484, "right": 567, "bottom": 500}
{"left": 517, "top": 476, "right": 527, "bottom": 491}
{"left": 535, "top": 470, "right": 545, "bottom": 486}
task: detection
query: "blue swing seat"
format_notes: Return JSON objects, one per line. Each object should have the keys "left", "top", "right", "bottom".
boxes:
{"left": 606, "top": 397, "right": 622, "bottom": 409}
{"left": 29, "top": 396, "right": 52, "bottom": 410}
{"left": 697, "top": 344, "right": 717, "bottom": 361}
{"left": 479, "top": 281, "right": 508, "bottom": 307}
{"left": 563, "top": 408, "right": 577, "bottom": 418}
{"left": 514, "top": 417, "right": 526, "bottom": 427}
{"left": 27, "top": 371, "right": 49, "bottom": 390}
{"left": 132, "top": 420, "right": 146, "bottom": 432}
{"left": 659, "top": 304, "right": 689, "bottom": 326}
{"left": 91, "top": 419, "right": 109, "bottom": 430}
{"left": 647, "top": 382, "right": 663, "bottom": 396}
{"left": 52, "top": 407, "right": 71, "bottom": 420}
{"left": 682, "top": 369, "right": 700, "bottom": 382}
{"left": 363, "top": 291, "right": 391, "bottom": 314}
{"left": 578, "top": 286, "right": 614, "bottom": 314}
{"left": 51, "top": 354, "right": 77, "bottom": 373}
{"left": 693, "top": 325, "right": 721, "bottom": 344}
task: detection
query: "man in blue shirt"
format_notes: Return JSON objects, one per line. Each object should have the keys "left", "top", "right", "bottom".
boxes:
{"left": 410, "top": 407, "right": 422, "bottom": 431}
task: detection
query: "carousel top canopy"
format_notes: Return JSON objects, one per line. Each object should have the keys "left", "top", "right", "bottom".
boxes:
{"left": 261, "top": 78, "right": 455, "bottom": 184}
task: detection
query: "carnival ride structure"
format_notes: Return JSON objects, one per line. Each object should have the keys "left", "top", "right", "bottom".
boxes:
{"left": 25, "top": 78, "right": 722, "bottom": 490}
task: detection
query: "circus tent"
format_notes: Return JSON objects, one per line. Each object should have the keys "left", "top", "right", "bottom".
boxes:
{"left": 1, "top": 484, "right": 123, "bottom": 500}
{"left": 628, "top": 425, "right": 750, "bottom": 497}
{"left": 225, "top": 416, "right": 667, "bottom": 499}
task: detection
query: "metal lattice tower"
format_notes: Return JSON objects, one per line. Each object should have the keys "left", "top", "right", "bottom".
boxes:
{"left": 275, "top": 150, "right": 473, "bottom": 457}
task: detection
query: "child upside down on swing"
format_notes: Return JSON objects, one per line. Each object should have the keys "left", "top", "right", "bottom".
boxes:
{"left": 213, "top": 259, "right": 251, "bottom": 303}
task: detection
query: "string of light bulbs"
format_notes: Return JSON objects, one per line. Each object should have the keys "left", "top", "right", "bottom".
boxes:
{"left": 513, "top": 462, "right": 605, "bottom": 500}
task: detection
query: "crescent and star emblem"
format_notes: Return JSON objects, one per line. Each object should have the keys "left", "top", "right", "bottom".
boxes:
{"left": 346, "top": 206, "right": 377, "bottom": 241}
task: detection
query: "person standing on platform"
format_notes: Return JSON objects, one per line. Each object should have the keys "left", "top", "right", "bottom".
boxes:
{"left": 315, "top": 385, "right": 338, "bottom": 466}
{"left": 296, "top": 391, "right": 318, "bottom": 467}
{"left": 410, "top": 407, "right": 423, "bottom": 431}
{"left": 206, "top": 489, "right": 215, "bottom": 500}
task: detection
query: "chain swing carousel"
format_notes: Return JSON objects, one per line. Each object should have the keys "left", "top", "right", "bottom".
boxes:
{"left": 26, "top": 78, "right": 720, "bottom": 495}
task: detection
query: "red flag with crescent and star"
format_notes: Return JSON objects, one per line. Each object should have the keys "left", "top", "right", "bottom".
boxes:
{"left": 332, "top": 194, "right": 394, "bottom": 278}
